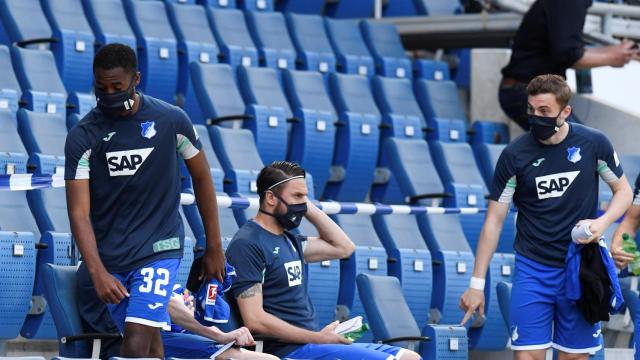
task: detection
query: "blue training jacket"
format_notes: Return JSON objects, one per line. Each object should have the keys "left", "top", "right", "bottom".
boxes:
{"left": 566, "top": 239, "right": 624, "bottom": 314}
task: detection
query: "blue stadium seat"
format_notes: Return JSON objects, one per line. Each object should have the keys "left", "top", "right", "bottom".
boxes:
{"left": 296, "top": 219, "right": 340, "bottom": 328}
{"left": 470, "top": 120, "right": 509, "bottom": 145}
{"left": 276, "top": 0, "right": 325, "bottom": 14}
{"left": 470, "top": 121, "right": 509, "bottom": 188}
{"left": 245, "top": 11, "right": 296, "bottom": 70}
{"left": 166, "top": 2, "right": 220, "bottom": 124}
{"left": 17, "top": 109, "right": 66, "bottom": 174}
{"left": 0, "top": 111, "right": 29, "bottom": 174}
{"left": 325, "top": 73, "right": 381, "bottom": 202}
{"left": 325, "top": 0, "right": 374, "bottom": 18}
{"left": 360, "top": 21, "right": 412, "bottom": 79}
{"left": 190, "top": 63, "right": 287, "bottom": 163}
{"left": 414, "top": 59, "right": 451, "bottom": 81}
{"left": 496, "top": 281, "right": 511, "bottom": 329}
{"left": 383, "top": 0, "right": 418, "bottom": 17}
{"left": 176, "top": 211, "right": 194, "bottom": 289}
{"left": 357, "top": 274, "right": 468, "bottom": 360}
{"left": 281, "top": 69, "right": 337, "bottom": 196}
{"left": 415, "top": 213, "right": 473, "bottom": 325}
{"left": 40, "top": 0, "right": 95, "bottom": 94}
{"left": 286, "top": 13, "right": 337, "bottom": 75}
{"left": 414, "top": 0, "right": 463, "bottom": 15}
{"left": 209, "top": 126, "right": 264, "bottom": 224}
{"left": 0, "top": 0, "right": 52, "bottom": 49}
{"left": 123, "top": 0, "right": 178, "bottom": 104}
{"left": 198, "top": 0, "right": 236, "bottom": 8}
{"left": 0, "top": 228, "right": 36, "bottom": 344}
{"left": 372, "top": 214, "right": 432, "bottom": 324}
{"left": 42, "top": 264, "right": 121, "bottom": 358}
{"left": 181, "top": 125, "right": 239, "bottom": 248}
{"left": 27, "top": 187, "right": 69, "bottom": 234}
{"left": 237, "top": 66, "right": 289, "bottom": 165}
{"left": 81, "top": 0, "right": 137, "bottom": 49}
{"left": 373, "top": 137, "right": 447, "bottom": 205}
{"left": 207, "top": 8, "right": 258, "bottom": 69}
{"left": 324, "top": 19, "right": 375, "bottom": 77}
{"left": 414, "top": 79, "right": 466, "bottom": 125}
{"left": 66, "top": 92, "right": 95, "bottom": 119}
{"left": 237, "top": 0, "right": 274, "bottom": 11}
{"left": 0, "top": 45, "right": 21, "bottom": 114}
{"left": 334, "top": 214, "right": 388, "bottom": 343}
{"left": 371, "top": 76, "right": 424, "bottom": 139}
{"left": 10, "top": 47, "right": 67, "bottom": 116}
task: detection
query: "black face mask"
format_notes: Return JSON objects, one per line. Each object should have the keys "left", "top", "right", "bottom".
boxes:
{"left": 528, "top": 108, "right": 565, "bottom": 141}
{"left": 95, "top": 76, "right": 136, "bottom": 117}
{"left": 260, "top": 192, "right": 307, "bottom": 230}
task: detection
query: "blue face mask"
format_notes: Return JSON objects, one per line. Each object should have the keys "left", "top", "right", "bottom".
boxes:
{"left": 528, "top": 107, "right": 565, "bottom": 141}
{"left": 95, "top": 76, "right": 136, "bottom": 117}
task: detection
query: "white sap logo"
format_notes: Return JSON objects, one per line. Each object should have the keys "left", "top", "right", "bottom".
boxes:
{"left": 535, "top": 171, "right": 580, "bottom": 199}
{"left": 284, "top": 260, "right": 302, "bottom": 287}
{"left": 106, "top": 148, "right": 154, "bottom": 176}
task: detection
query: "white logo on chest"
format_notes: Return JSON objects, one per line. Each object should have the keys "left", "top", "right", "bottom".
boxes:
{"left": 106, "top": 148, "right": 154, "bottom": 176}
{"left": 284, "top": 260, "right": 302, "bottom": 287}
{"left": 535, "top": 171, "right": 580, "bottom": 199}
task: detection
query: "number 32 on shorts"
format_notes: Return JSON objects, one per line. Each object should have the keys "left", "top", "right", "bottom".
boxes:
{"left": 139, "top": 267, "right": 170, "bottom": 296}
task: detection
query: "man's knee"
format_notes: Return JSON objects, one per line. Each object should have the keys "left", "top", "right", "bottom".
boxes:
{"left": 121, "top": 322, "right": 159, "bottom": 357}
{"left": 515, "top": 349, "right": 547, "bottom": 360}
{"left": 557, "top": 352, "right": 589, "bottom": 360}
{"left": 399, "top": 349, "right": 422, "bottom": 360}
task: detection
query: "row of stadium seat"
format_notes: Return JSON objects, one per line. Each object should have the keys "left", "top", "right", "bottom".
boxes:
{"left": 0, "top": 0, "right": 450, "bottom": 120}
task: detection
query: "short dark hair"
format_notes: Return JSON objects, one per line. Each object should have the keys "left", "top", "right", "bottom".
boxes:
{"left": 527, "top": 74, "right": 572, "bottom": 108}
{"left": 257, "top": 161, "right": 306, "bottom": 204}
{"left": 93, "top": 43, "right": 138, "bottom": 74}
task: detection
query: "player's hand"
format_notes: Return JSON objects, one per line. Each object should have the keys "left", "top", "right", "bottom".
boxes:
{"left": 608, "top": 39, "right": 638, "bottom": 67}
{"left": 202, "top": 245, "right": 226, "bottom": 283}
{"left": 611, "top": 246, "right": 636, "bottom": 269}
{"left": 315, "top": 321, "right": 352, "bottom": 345}
{"left": 92, "top": 270, "right": 129, "bottom": 304}
{"left": 459, "top": 288, "right": 485, "bottom": 326}
{"left": 221, "top": 327, "right": 255, "bottom": 347}
{"left": 575, "top": 218, "right": 606, "bottom": 244}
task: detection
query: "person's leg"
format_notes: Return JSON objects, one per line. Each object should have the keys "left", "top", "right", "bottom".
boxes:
{"left": 121, "top": 322, "right": 156, "bottom": 357}
{"left": 285, "top": 343, "right": 401, "bottom": 360}
{"left": 510, "top": 256, "right": 558, "bottom": 359}
{"left": 498, "top": 83, "right": 530, "bottom": 130}
{"left": 350, "top": 343, "right": 421, "bottom": 360}
{"left": 119, "top": 258, "right": 181, "bottom": 358}
{"left": 552, "top": 275, "right": 601, "bottom": 360}
{"left": 218, "top": 347, "right": 279, "bottom": 360}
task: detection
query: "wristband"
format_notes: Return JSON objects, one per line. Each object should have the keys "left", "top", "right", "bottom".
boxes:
{"left": 469, "top": 276, "right": 485, "bottom": 291}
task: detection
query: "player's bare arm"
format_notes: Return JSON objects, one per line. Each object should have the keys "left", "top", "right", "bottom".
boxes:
{"left": 66, "top": 179, "right": 129, "bottom": 304}
{"left": 459, "top": 200, "right": 510, "bottom": 325}
{"left": 236, "top": 283, "right": 351, "bottom": 345}
{"left": 303, "top": 201, "right": 355, "bottom": 263}
{"left": 184, "top": 151, "right": 225, "bottom": 283}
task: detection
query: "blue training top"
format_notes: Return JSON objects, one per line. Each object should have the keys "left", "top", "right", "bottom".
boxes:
{"left": 490, "top": 123, "right": 624, "bottom": 268}
{"left": 226, "top": 220, "right": 318, "bottom": 357}
{"left": 64, "top": 93, "right": 202, "bottom": 272}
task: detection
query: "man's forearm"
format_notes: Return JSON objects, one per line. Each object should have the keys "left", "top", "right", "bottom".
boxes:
{"left": 248, "top": 310, "right": 321, "bottom": 344}
{"left": 573, "top": 48, "right": 614, "bottom": 69}
{"left": 168, "top": 298, "right": 225, "bottom": 342}
{"left": 471, "top": 221, "right": 502, "bottom": 279}
{"left": 601, "top": 187, "right": 634, "bottom": 228}
{"left": 71, "top": 217, "right": 106, "bottom": 275}
{"left": 193, "top": 175, "right": 222, "bottom": 249}
{"left": 305, "top": 203, "right": 353, "bottom": 254}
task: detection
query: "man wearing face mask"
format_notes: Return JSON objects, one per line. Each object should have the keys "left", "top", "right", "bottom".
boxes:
{"left": 459, "top": 74, "right": 633, "bottom": 360}
{"left": 225, "top": 161, "right": 422, "bottom": 360}
{"left": 65, "top": 43, "right": 226, "bottom": 358}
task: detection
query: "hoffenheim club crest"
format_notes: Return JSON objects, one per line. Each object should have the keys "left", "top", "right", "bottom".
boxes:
{"left": 141, "top": 121, "right": 156, "bottom": 139}
{"left": 567, "top": 146, "right": 581, "bottom": 163}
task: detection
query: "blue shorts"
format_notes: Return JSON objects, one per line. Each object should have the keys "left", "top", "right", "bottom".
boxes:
{"left": 284, "top": 343, "right": 412, "bottom": 360}
{"left": 510, "top": 255, "right": 602, "bottom": 354}
{"left": 107, "top": 258, "right": 180, "bottom": 332}
{"left": 162, "top": 331, "right": 227, "bottom": 359}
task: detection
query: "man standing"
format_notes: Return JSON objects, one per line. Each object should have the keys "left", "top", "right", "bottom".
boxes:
{"left": 499, "top": 0, "right": 638, "bottom": 129}
{"left": 460, "top": 74, "right": 632, "bottom": 360}
{"left": 65, "top": 43, "right": 225, "bottom": 358}
{"left": 226, "top": 161, "right": 422, "bottom": 360}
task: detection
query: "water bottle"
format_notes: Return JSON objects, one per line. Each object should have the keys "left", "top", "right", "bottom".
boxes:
{"left": 622, "top": 233, "right": 640, "bottom": 275}
{"left": 342, "top": 323, "right": 370, "bottom": 342}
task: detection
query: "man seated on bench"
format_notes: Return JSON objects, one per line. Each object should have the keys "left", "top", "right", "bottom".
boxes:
{"left": 226, "top": 161, "right": 422, "bottom": 360}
